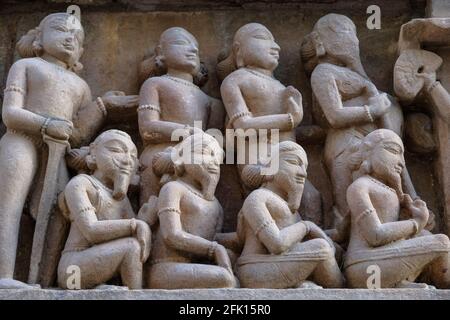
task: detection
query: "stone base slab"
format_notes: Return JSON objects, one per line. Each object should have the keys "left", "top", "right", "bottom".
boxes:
{"left": 0, "top": 288, "right": 450, "bottom": 300}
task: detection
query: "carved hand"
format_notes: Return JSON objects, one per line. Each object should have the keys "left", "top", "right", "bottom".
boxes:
{"left": 368, "top": 93, "right": 391, "bottom": 118}
{"left": 214, "top": 244, "right": 233, "bottom": 275}
{"left": 46, "top": 119, "right": 73, "bottom": 140}
{"left": 284, "top": 86, "right": 303, "bottom": 126}
{"left": 416, "top": 72, "right": 437, "bottom": 92}
{"left": 402, "top": 194, "right": 429, "bottom": 232}
{"left": 135, "top": 220, "right": 152, "bottom": 263}
{"left": 101, "top": 91, "right": 139, "bottom": 110}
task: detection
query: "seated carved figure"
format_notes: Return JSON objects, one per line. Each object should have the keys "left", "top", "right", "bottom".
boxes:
{"left": 58, "top": 130, "right": 151, "bottom": 289}
{"left": 146, "top": 132, "right": 236, "bottom": 289}
{"left": 234, "top": 141, "right": 344, "bottom": 289}
{"left": 345, "top": 129, "right": 450, "bottom": 289}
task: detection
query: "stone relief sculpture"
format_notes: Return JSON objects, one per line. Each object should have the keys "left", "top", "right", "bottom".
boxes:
{"left": 218, "top": 22, "right": 323, "bottom": 223}
{"left": 145, "top": 132, "right": 237, "bottom": 289}
{"left": 0, "top": 12, "right": 137, "bottom": 289}
{"left": 345, "top": 129, "right": 450, "bottom": 289}
{"left": 301, "top": 14, "right": 419, "bottom": 241}
{"left": 58, "top": 130, "right": 151, "bottom": 289}
{"left": 138, "top": 27, "right": 224, "bottom": 205}
{"left": 233, "top": 141, "right": 344, "bottom": 289}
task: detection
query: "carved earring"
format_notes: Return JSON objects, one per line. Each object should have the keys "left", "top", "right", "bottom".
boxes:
{"left": 312, "top": 32, "right": 326, "bottom": 58}
{"left": 234, "top": 43, "right": 245, "bottom": 68}
{"left": 86, "top": 155, "right": 97, "bottom": 171}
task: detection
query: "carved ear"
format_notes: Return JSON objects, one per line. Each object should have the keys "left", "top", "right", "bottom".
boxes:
{"left": 86, "top": 154, "right": 97, "bottom": 171}
{"left": 233, "top": 42, "right": 245, "bottom": 68}
{"left": 311, "top": 31, "right": 326, "bottom": 58}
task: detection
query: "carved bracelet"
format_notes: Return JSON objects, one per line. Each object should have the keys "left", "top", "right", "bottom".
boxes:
{"left": 158, "top": 207, "right": 181, "bottom": 216}
{"left": 228, "top": 111, "right": 252, "bottom": 126}
{"left": 208, "top": 241, "right": 218, "bottom": 260}
{"left": 410, "top": 219, "right": 419, "bottom": 236}
{"left": 287, "top": 113, "right": 295, "bottom": 130}
{"left": 77, "top": 206, "right": 95, "bottom": 215}
{"left": 40, "top": 117, "right": 52, "bottom": 136}
{"left": 364, "top": 105, "right": 374, "bottom": 123}
{"left": 138, "top": 104, "right": 161, "bottom": 113}
{"left": 96, "top": 97, "right": 107, "bottom": 117}
{"left": 4, "top": 85, "right": 25, "bottom": 95}
{"left": 130, "top": 218, "right": 137, "bottom": 235}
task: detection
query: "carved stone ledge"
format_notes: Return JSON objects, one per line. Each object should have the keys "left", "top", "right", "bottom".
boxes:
{"left": 0, "top": 288, "right": 449, "bottom": 300}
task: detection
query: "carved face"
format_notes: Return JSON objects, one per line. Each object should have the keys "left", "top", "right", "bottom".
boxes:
{"left": 370, "top": 140, "right": 405, "bottom": 188}
{"left": 160, "top": 27, "right": 200, "bottom": 75}
{"left": 235, "top": 24, "right": 280, "bottom": 71}
{"left": 315, "top": 14, "right": 362, "bottom": 72}
{"left": 40, "top": 14, "right": 84, "bottom": 67}
{"left": 91, "top": 132, "right": 138, "bottom": 200}
{"left": 274, "top": 148, "right": 307, "bottom": 212}
{"left": 184, "top": 141, "right": 222, "bottom": 200}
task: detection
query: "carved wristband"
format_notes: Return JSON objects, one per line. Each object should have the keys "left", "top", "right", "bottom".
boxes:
{"left": 96, "top": 97, "right": 107, "bottom": 117}
{"left": 208, "top": 241, "right": 218, "bottom": 260}
{"left": 287, "top": 113, "right": 295, "bottom": 130}
{"left": 364, "top": 105, "right": 374, "bottom": 123}
{"left": 130, "top": 218, "right": 137, "bottom": 235}
{"left": 410, "top": 219, "right": 419, "bottom": 236}
{"left": 138, "top": 104, "right": 161, "bottom": 113}
{"left": 40, "top": 117, "right": 52, "bottom": 136}
{"left": 4, "top": 85, "right": 25, "bottom": 95}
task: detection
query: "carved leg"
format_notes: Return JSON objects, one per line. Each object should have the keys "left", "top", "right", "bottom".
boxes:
{"left": 57, "top": 237, "right": 143, "bottom": 289}
{"left": 0, "top": 133, "right": 38, "bottom": 281}
{"left": 345, "top": 234, "right": 450, "bottom": 288}
{"left": 237, "top": 239, "right": 338, "bottom": 288}
{"left": 148, "top": 262, "right": 236, "bottom": 289}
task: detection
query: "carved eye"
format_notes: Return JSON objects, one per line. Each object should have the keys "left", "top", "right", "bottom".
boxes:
{"left": 108, "top": 147, "right": 123, "bottom": 153}
{"left": 286, "top": 159, "right": 298, "bottom": 165}
{"left": 172, "top": 40, "right": 189, "bottom": 45}
{"left": 254, "top": 35, "right": 269, "bottom": 40}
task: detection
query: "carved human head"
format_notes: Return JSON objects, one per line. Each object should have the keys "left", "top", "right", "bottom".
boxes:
{"left": 301, "top": 14, "right": 366, "bottom": 76}
{"left": 139, "top": 27, "right": 208, "bottom": 86}
{"left": 242, "top": 141, "right": 308, "bottom": 212}
{"left": 86, "top": 130, "right": 138, "bottom": 200}
{"left": 217, "top": 23, "right": 280, "bottom": 80}
{"left": 17, "top": 13, "right": 84, "bottom": 71}
{"left": 350, "top": 129, "right": 405, "bottom": 194}
{"left": 153, "top": 132, "right": 224, "bottom": 200}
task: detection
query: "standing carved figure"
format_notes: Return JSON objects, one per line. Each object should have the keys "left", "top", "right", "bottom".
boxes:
{"left": 235, "top": 141, "right": 344, "bottom": 289}
{"left": 218, "top": 23, "right": 322, "bottom": 221}
{"left": 138, "top": 27, "right": 224, "bottom": 205}
{"left": 345, "top": 129, "right": 450, "bottom": 289}
{"left": 0, "top": 12, "right": 137, "bottom": 288}
{"left": 58, "top": 130, "right": 151, "bottom": 289}
{"left": 146, "top": 132, "right": 236, "bottom": 289}
{"left": 301, "top": 14, "right": 417, "bottom": 240}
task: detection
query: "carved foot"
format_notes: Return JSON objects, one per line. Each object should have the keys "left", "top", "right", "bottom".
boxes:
{"left": 0, "top": 278, "right": 40, "bottom": 289}
{"left": 296, "top": 281, "right": 322, "bottom": 289}
{"left": 395, "top": 280, "right": 436, "bottom": 289}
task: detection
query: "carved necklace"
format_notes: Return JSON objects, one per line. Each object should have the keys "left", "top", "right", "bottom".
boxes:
{"left": 243, "top": 67, "right": 279, "bottom": 82}
{"left": 178, "top": 180, "right": 212, "bottom": 201}
{"left": 162, "top": 74, "right": 199, "bottom": 89}
{"left": 367, "top": 175, "right": 397, "bottom": 195}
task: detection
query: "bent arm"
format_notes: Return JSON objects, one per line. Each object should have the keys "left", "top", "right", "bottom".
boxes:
{"left": 221, "top": 79, "right": 293, "bottom": 131}
{"left": 428, "top": 81, "right": 450, "bottom": 122}
{"left": 70, "top": 84, "right": 106, "bottom": 148}
{"left": 347, "top": 183, "right": 417, "bottom": 247}
{"left": 158, "top": 183, "right": 216, "bottom": 257}
{"left": 242, "top": 194, "right": 309, "bottom": 255}
{"left": 64, "top": 178, "right": 134, "bottom": 244}
{"left": 138, "top": 80, "right": 188, "bottom": 144}
{"left": 311, "top": 70, "right": 373, "bottom": 129}
{"left": 2, "top": 61, "right": 48, "bottom": 135}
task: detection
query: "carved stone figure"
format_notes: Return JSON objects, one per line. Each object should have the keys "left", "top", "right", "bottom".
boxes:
{"left": 345, "top": 128, "right": 450, "bottom": 288}
{"left": 301, "top": 14, "right": 418, "bottom": 240}
{"left": 233, "top": 141, "right": 344, "bottom": 289}
{"left": 146, "top": 132, "right": 236, "bottom": 289}
{"left": 218, "top": 22, "right": 322, "bottom": 222}
{"left": 0, "top": 12, "right": 137, "bottom": 288}
{"left": 57, "top": 130, "right": 150, "bottom": 289}
{"left": 138, "top": 27, "right": 224, "bottom": 205}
